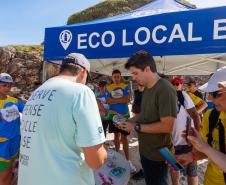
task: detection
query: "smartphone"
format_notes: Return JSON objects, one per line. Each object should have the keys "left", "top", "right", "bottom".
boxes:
{"left": 112, "top": 114, "right": 126, "bottom": 125}
{"left": 159, "top": 147, "right": 184, "bottom": 172}
{"left": 185, "top": 117, "right": 192, "bottom": 145}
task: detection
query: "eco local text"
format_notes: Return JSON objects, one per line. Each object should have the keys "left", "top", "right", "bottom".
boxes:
{"left": 77, "top": 19, "right": 226, "bottom": 49}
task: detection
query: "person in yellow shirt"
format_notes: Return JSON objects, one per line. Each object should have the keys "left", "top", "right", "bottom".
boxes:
{"left": 187, "top": 78, "right": 204, "bottom": 99}
{"left": 199, "top": 79, "right": 226, "bottom": 185}
{"left": 188, "top": 126, "right": 226, "bottom": 173}
{"left": 177, "top": 67, "right": 226, "bottom": 185}
{"left": 187, "top": 92, "right": 207, "bottom": 114}
{"left": 180, "top": 81, "right": 226, "bottom": 184}
{"left": 106, "top": 69, "right": 137, "bottom": 173}
{"left": 0, "top": 73, "right": 24, "bottom": 185}
{"left": 199, "top": 110, "right": 226, "bottom": 185}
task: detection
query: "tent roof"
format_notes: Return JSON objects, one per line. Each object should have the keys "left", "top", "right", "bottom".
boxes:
{"left": 43, "top": 0, "right": 226, "bottom": 75}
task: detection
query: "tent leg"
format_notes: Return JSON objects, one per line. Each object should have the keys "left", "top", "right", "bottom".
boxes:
{"left": 42, "top": 61, "right": 47, "bottom": 83}
{"left": 163, "top": 56, "right": 166, "bottom": 74}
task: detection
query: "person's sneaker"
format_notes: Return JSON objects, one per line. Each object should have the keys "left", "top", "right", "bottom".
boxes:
{"left": 128, "top": 160, "right": 137, "bottom": 174}
{"left": 132, "top": 169, "right": 144, "bottom": 180}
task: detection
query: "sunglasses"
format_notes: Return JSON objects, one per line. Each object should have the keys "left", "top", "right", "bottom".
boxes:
{"left": 209, "top": 90, "right": 226, "bottom": 98}
{"left": 173, "top": 83, "right": 181, "bottom": 86}
{"left": 187, "top": 83, "right": 192, "bottom": 87}
{"left": 0, "top": 83, "right": 12, "bottom": 88}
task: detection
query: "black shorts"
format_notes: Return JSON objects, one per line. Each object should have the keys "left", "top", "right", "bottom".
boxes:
{"left": 174, "top": 145, "right": 197, "bottom": 177}
{"left": 102, "top": 120, "right": 111, "bottom": 136}
{"left": 108, "top": 120, "right": 130, "bottom": 136}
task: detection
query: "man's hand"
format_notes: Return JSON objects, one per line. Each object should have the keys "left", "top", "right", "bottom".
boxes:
{"left": 116, "top": 121, "right": 135, "bottom": 132}
{"left": 181, "top": 127, "right": 210, "bottom": 154}
{"left": 186, "top": 128, "right": 210, "bottom": 154}
{"left": 175, "top": 152, "right": 193, "bottom": 166}
{"left": 196, "top": 100, "right": 207, "bottom": 113}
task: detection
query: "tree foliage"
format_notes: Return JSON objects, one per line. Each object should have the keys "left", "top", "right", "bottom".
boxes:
{"left": 67, "top": 0, "right": 196, "bottom": 25}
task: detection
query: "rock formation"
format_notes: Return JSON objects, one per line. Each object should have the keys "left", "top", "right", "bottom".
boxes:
{"left": 0, "top": 46, "right": 43, "bottom": 101}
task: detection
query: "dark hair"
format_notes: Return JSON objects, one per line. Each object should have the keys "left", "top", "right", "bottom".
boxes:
{"left": 60, "top": 63, "right": 82, "bottom": 75}
{"left": 186, "top": 77, "right": 196, "bottom": 85}
{"left": 112, "top": 69, "right": 121, "bottom": 75}
{"left": 158, "top": 73, "right": 169, "bottom": 80}
{"left": 99, "top": 80, "right": 107, "bottom": 87}
{"left": 125, "top": 50, "right": 157, "bottom": 72}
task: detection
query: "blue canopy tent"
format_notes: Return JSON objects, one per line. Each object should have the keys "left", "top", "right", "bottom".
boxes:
{"left": 43, "top": 0, "right": 226, "bottom": 77}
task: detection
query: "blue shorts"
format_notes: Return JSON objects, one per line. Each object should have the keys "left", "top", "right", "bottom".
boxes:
{"left": 0, "top": 136, "right": 20, "bottom": 171}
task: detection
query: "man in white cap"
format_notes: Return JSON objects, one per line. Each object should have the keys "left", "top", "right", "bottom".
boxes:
{"left": 177, "top": 66, "right": 226, "bottom": 185}
{"left": 0, "top": 73, "right": 24, "bottom": 185}
{"left": 18, "top": 53, "right": 107, "bottom": 185}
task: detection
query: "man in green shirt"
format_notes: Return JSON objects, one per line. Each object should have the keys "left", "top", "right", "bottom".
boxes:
{"left": 119, "top": 50, "right": 177, "bottom": 185}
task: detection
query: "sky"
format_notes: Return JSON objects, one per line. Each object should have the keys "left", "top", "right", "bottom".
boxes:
{"left": 0, "top": 0, "right": 100, "bottom": 46}
{"left": 0, "top": 0, "right": 226, "bottom": 46}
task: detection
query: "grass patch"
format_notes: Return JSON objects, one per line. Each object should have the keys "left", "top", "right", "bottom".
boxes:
{"left": 12, "top": 45, "right": 43, "bottom": 54}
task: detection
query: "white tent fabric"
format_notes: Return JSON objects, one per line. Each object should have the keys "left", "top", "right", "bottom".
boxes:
{"left": 90, "top": 53, "right": 226, "bottom": 76}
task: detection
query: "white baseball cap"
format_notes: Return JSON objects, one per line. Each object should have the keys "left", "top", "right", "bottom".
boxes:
{"left": 62, "top": 53, "right": 90, "bottom": 72}
{"left": 199, "top": 66, "right": 226, "bottom": 92}
{"left": 218, "top": 81, "right": 226, "bottom": 88}
{"left": 0, "top": 73, "right": 13, "bottom": 83}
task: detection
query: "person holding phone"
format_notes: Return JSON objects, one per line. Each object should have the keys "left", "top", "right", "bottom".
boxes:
{"left": 187, "top": 127, "right": 226, "bottom": 173}
{"left": 119, "top": 51, "right": 177, "bottom": 185}
{"left": 106, "top": 69, "right": 136, "bottom": 173}
{"left": 170, "top": 77, "right": 200, "bottom": 185}
{"left": 177, "top": 67, "right": 226, "bottom": 185}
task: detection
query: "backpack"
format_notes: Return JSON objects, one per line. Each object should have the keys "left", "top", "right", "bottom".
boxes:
{"left": 177, "top": 91, "right": 185, "bottom": 113}
{"left": 206, "top": 108, "right": 226, "bottom": 183}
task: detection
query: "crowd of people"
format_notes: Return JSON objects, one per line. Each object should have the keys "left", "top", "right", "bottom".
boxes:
{"left": 0, "top": 50, "right": 226, "bottom": 185}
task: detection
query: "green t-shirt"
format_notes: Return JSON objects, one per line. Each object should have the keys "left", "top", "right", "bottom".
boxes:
{"left": 138, "top": 78, "right": 177, "bottom": 161}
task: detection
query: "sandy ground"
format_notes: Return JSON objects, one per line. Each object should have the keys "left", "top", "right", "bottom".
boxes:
{"left": 106, "top": 133, "right": 208, "bottom": 185}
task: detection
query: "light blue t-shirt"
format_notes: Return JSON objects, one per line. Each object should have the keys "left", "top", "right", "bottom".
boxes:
{"left": 18, "top": 77, "right": 105, "bottom": 185}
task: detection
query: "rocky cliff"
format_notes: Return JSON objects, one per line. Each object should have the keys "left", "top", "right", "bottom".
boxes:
{"left": 0, "top": 46, "right": 43, "bottom": 101}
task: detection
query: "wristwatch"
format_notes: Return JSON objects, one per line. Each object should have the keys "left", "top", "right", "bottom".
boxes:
{"left": 134, "top": 123, "right": 141, "bottom": 133}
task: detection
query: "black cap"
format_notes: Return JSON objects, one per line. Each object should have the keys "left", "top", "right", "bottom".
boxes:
{"left": 186, "top": 77, "right": 196, "bottom": 85}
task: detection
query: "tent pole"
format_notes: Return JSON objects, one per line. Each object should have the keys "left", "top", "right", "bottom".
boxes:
{"left": 42, "top": 61, "right": 47, "bottom": 83}
{"left": 163, "top": 56, "right": 166, "bottom": 74}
